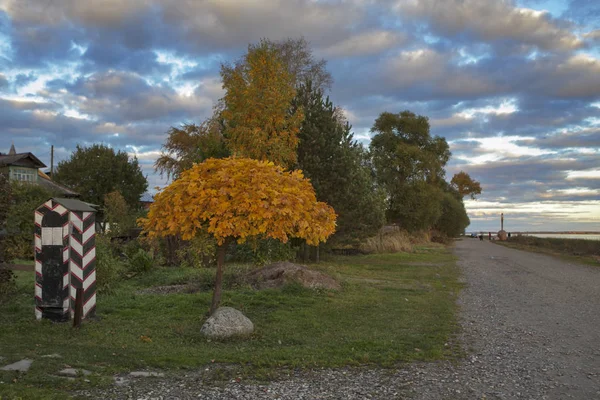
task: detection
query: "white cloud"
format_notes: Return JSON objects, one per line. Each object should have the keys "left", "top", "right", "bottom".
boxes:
{"left": 566, "top": 169, "right": 600, "bottom": 179}
{"left": 320, "top": 31, "right": 404, "bottom": 58}
{"left": 457, "top": 98, "right": 518, "bottom": 119}
{"left": 396, "top": 0, "right": 583, "bottom": 51}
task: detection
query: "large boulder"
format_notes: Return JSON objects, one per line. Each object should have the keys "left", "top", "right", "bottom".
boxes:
{"left": 246, "top": 261, "right": 341, "bottom": 290}
{"left": 200, "top": 307, "right": 254, "bottom": 339}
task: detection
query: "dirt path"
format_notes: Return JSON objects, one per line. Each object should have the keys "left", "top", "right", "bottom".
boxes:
{"left": 77, "top": 240, "right": 600, "bottom": 399}
{"left": 428, "top": 238, "right": 600, "bottom": 399}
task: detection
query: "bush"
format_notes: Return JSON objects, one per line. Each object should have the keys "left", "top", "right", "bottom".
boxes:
{"left": 177, "top": 233, "right": 217, "bottom": 268}
{"left": 359, "top": 230, "right": 414, "bottom": 254}
{"left": 95, "top": 235, "right": 124, "bottom": 292}
{"left": 126, "top": 248, "right": 154, "bottom": 273}
{"left": 0, "top": 269, "right": 16, "bottom": 301}
{"left": 230, "top": 238, "right": 297, "bottom": 266}
{"left": 5, "top": 182, "right": 55, "bottom": 260}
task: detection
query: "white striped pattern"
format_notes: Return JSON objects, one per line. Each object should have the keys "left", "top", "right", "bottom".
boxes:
{"left": 35, "top": 211, "right": 43, "bottom": 226}
{"left": 63, "top": 247, "right": 69, "bottom": 262}
{"left": 35, "top": 283, "right": 42, "bottom": 299}
{"left": 35, "top": 307, "right": 42, "bottom": 320}
{"left": 63, "top": 273, "right": 69, "bottom": 289}
{"left": 63, "top": 298, "right": 70, "bottom": 309}
{"left": 63, "top": 223, "right": 70, "bottom": 238}
{"left": 70, "top": 261, "right": 83, "bottom": 281}
{"left": 70, "top": 212, "right": 83, "bottom": 232}
{"left": 83, "top": 293, "right": 96, "bottom": 316}
{"left": 35, "top": 260, "right": 42, "bottom": 274}
{"left": 82, "top": 224, "right": 95, "bottom": 244}
{"left": 35, "top": 235, "right": 41, "bottom": 250}
{"left": 83, "top": 270, "right": 96, "bottom": 291}
{"left": 71, "top": 237, "right": 83, "bottom": 257}
{"left": 70, "top": 284, "right": 76, "bottom": 300}
{"left": 83, "top": 248, "right": 96, "bottom": 269}
{"left": 54, "top": 204, "right": 68, "bottom": 216}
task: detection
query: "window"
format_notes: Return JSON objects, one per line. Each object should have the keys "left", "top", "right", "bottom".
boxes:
{"left": 11, "top": 167, "right": 36, "bottom": 182}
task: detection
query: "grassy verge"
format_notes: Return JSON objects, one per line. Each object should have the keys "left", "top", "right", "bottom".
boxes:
{"left": 494, "top": 236, "right": 600, "bottom": 266}
{"left": 0, "top": 246, "right": 461, "bottom": 399}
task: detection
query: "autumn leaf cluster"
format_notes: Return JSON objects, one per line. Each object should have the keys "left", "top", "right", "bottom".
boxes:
{"left": 140, "top": 157, "right": 336, "bottom": 246}
{"left": 220, "top": 40, "right": 304, "bottom": 168}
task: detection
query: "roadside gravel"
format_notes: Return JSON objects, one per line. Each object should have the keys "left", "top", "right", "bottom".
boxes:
{"left": 77, "top": 239, "right": 600, "bottom": 399}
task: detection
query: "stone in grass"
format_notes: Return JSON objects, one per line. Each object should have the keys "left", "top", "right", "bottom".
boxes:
{"left": 129, "top": 371, "right": 165, "bottom": 378}
{"left": 58, "top": 368, "right": 92, "bottom": 377}
{"left": 200, "top": 307, "right": 254, "bottom": 339}
{"left": 1, "top": 359, "right": 33, "bottom": 372}
{"left": 41, "top": 353, "right": 62, "bottom": 359}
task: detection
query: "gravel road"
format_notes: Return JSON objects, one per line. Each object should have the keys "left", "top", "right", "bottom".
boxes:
{"left": 78, "top": 239, "right": 600, "bottom": 399}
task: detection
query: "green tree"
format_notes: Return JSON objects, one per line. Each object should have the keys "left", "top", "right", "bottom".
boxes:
{"left": 0, "top": 173, "right": 13, "bottom": 291}
{"left": 274, "top": 37, "right": 333, "bottom": 90}
{"left": 220, "top": 40, "right": 304, "bottom": 168}
{"left": 155, "top": 120, "right": 229, "bottom": 180}
{"left": 370, "top": 111, "right": 451, "bottom": 230}
{"left": 54, "top": 144, "right": 148, "bottom": 209}
{"left": 292, "top": 81, "right": 385, "bottom": 243}
{"left": 103, "top": 190, "right": 140, "bottom": 237}
{"left": 434, "top": 187, "right": 471, "bottom": 237}
{"left": 5, "top": 182, "right": 56, "bottom": 259}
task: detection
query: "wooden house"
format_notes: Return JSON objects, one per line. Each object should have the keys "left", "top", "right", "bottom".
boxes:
{"left": 0, "top": 145, "right": 79, "bottom": 198}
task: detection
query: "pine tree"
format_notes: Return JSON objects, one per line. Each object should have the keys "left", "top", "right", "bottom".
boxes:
{"left": 293, "top": 82, "right": 385, "bottom": 244}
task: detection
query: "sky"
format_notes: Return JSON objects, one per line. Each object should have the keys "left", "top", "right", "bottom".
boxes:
{"left": 0, "top": 0, "right": 599, "bottom": 232}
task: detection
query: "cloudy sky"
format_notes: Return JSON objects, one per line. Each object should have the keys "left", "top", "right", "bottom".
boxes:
{"left": 1, "top": 0, "right": 599, "bottom": 232}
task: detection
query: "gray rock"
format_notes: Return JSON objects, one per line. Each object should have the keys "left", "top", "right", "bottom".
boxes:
{"left": 129, "top": 371, "right": 165, "bottom": 377}
{"left": 114, "top": 376, "right": 130, "bottom": 385}
{"left": 1, "top": 359, "right": 33, "bottom": 372}
{"left": 200, "top": 307, "right": 254, "bottom": 339}
{"left": 58, "top": 368, "right": 91, "bottom": 377}
{"left": 41, "top": 353, "right": 62, "bottom": 358}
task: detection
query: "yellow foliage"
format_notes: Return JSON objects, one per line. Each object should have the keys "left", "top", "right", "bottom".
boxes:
{"left": 140, "top": 157, "right": 336, "bottom": 246}
{"left": 220, "top": 40, "right": 303, "bottom": 168}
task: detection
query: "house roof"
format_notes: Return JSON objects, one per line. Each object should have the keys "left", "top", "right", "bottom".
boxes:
{"left": 0, "top": 152, "right": 46, "bottom": 168}
{"left": 38, "top": 171, "right": 79, "bottom": 198}
{"left": 140, "top": 192, "right": 154, "bottom": 203}
{"left": 53, "top": 198, "right": 99, "bottom": 212}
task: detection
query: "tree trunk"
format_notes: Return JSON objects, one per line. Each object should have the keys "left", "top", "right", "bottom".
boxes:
{"left": 209, "top": 242, "right": 227, "bottom": 315}
{"left": 303, "top": 241, "right": 309, "bottom": 263}
{"left": 315, "top": 245, "right": 320, "bottom": 263}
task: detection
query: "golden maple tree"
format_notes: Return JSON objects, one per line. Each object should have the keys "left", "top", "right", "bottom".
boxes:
{"left": 220, "top": 40, "right": 304, "bottom": 168}
{"left": 140, "top": 157, "right": 336, "bottom": 314}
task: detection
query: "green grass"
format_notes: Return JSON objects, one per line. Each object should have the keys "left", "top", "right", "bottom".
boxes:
{"left": 0, "top": 247, "right": 461, "bottom": 399}
{"left": 494, "top": 236, "right": 600, "bottom": 266}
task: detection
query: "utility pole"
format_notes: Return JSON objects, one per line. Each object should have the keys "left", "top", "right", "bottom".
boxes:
{"left": 50, "top": 145, "right": 54, "bottom": 178}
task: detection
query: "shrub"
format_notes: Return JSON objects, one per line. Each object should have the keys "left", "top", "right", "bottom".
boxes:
{"left": 176, "top": 233, "right": 217, "bottom": 268}
{"left": 126, "top": 248, "right": 154, "bottom": 273}
{"left": 5, "top": 182, "right": 55, "bottom": 260}
{"left": 359, "top": 230, "right": 414, "bottom": 254}
{"left": 95, "top": 235, "right": 124, "bottom": 292}
{"left": 0, "top": 269, "right": 16, "bottom": 300}
{"left": 230, "top": 237, "right": 297, "bottom": 266}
